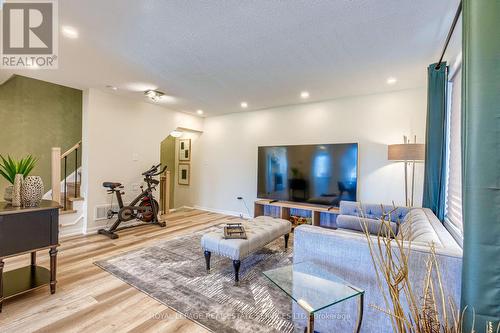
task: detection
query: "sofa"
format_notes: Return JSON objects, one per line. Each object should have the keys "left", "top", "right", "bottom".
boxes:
{"left": 293, "top": 201, "right": 462, "bottom": 332}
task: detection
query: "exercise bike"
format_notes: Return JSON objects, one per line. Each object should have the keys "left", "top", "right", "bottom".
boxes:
{"left": 98, "top": 164, "right": 167, "bottom": 239}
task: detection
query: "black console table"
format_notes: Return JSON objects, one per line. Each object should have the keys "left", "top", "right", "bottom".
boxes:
{"left": 0, "top": 200, "right": 60, "bottom": 312}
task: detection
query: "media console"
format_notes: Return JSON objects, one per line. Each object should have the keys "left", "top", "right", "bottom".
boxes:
{"left": 254, "top": 199, "right": 339, "bottom": 228}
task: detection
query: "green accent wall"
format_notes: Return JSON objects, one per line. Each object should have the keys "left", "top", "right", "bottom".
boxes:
{"left": 160, "top": 136, "right": 176, "bottom": 209}
{"left": 0, "top": 75, "right": 82, "bottom": 195}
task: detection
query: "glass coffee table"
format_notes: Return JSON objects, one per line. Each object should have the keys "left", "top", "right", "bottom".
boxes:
{"left": 263, "top": 261, "right": 364, "bottom": 333}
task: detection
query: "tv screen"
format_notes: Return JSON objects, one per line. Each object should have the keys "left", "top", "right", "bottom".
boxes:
{"left": 257, "top": 143, "right": 358, "bottom": 206}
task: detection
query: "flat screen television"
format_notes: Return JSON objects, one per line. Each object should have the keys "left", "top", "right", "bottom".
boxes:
{"left": 257, "top": 143, "right": 358, "bottom": 206}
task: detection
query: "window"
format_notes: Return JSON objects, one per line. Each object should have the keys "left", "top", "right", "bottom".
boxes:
{"left": 444, "top": 67, "right": 463, "bottom": 243}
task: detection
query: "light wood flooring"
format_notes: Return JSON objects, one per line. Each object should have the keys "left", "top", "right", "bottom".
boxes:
{"left": 0, "top": 209, "right": 240, "bottom": 333}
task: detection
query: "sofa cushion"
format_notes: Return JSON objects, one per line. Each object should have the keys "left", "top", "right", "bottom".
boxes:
{"left": 337, "top": 214, "right": 397, "bottom": 235}
{"left": 339, "top": 201, "right": 409, "bottom": 223}
{"left": 398, "top": 209, "right": 441, "bottom": 245}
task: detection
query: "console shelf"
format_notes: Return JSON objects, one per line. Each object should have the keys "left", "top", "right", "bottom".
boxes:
{"left": 254, "top": 199, "right": 339, "bottom": 227}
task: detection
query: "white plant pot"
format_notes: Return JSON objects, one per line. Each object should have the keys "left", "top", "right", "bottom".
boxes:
{"left": 12, "top": 174, "right": 24, "bottom": 207}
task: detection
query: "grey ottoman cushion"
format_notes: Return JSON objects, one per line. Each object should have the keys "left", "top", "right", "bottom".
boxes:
{"left": 201, "top": 216, "right": 291, "bottom": 260}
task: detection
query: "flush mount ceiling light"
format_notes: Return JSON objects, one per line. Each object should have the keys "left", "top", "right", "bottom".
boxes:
{"left": 61, "top": 26, "right": 78, "bottom": 39}
{"left": 106, "top": 85, "right": 118, "bottom": 91}
{"left": 144, "top": 89, "right": 165, "bottom": 102}
{"left": 300, "top": 91, "right": 310, "bottom": 99}
{"left": 196, "top": 109, "right": 204, "bottom": 115}
{"left": 170, "top": 130, "right": 183, "bottom": 138}
{"left": 386, "top": 77, "right": 397, "bottom": 85}
{"left": 240, "top": 102, "right": 248, "bottom": 108}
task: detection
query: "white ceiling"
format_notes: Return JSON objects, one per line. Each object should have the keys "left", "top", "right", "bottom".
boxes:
{"left": 0, "top": 0, "right": 460, "bottom": 116}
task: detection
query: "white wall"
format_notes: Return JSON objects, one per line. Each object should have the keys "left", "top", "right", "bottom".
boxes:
{"left": 190, "top": 88, "right": 427, "bottom": 216}
{"left": 82, "top": 89, "right": 203, "bottom": 232}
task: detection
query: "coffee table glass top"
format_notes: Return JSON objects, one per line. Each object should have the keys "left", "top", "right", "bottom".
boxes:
{"left": 263, "top": 261, "right": 364, "bottom": 314}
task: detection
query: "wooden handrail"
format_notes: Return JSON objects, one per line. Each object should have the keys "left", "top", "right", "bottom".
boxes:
{"left": 61, "top": 140, "right": 82, "bottom": 159}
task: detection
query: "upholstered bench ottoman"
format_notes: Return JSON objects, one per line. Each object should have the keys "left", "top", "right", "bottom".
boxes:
{"left": 201, "top": 216, "right": 291, "bottom": 283}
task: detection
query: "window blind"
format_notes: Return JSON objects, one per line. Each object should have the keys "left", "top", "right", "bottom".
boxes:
{"left": 445, "top": 69, "right": 463, "bottom": 236}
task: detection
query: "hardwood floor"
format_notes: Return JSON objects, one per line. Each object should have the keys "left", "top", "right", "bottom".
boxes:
{"left": 0, "top": 209, "right": 240, "bottom": 333}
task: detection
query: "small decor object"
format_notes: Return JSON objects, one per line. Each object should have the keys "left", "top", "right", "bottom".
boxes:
{"left": 21, "top": 176, "right": 44, "bottom": 207}
{"left": 3, "top": 185, "right": 13, "bottom": 202}
{"left": 12, "top": 174, "right": 24, "bottom": 207}
{"left": 0, "top": 154, "right": 37, "bottom": 203}
{"left": 223, "top": 223, "right": 247, "bottom": 239}
{"left": 179, "top": 139, "right": 191, "bottom": 161}
{"left": 178, "top": 163, "right": 190, "bottom": 185}
{"left": 289, "top": 215, "right": 312, "bottom": 226}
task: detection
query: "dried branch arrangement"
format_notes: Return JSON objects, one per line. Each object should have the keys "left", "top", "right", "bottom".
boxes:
{"left": 360, "top": 205, "right": 498, "bottom": 333}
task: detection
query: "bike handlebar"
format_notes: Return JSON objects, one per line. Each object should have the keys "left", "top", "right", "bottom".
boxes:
{"left": 152, "top": 165, "right": 168, "bottom": 176}
{"left": 142, "top": 164, "right": 167, "bottom": 177}
{"left": 142, "top": 163, "right": 161, "bottom": 176}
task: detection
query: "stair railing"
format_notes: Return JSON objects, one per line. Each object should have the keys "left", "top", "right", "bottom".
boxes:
{"left": 51, "top": 141, "right": 81, "bottom": 210}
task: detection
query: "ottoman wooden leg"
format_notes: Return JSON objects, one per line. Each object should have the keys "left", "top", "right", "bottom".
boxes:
{"left": 204, "top": 251, "right": 211, "bottom": 272}
{"left": 233, "top": 260, "right": 241, "bottom": 284}
{"left": 284, "top": 233, "right": 290, "bottom": 250}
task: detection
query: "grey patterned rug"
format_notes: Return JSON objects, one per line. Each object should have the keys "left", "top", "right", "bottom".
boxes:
{"left": 95, "top": 225, "right": 302, "bottom": 333}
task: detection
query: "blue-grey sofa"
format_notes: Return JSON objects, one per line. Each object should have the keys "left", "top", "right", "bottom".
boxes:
{"left": 293, "top": 201, "right": 462, "bottom": 332}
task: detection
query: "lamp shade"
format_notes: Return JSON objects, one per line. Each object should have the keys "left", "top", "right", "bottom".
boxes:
{"left": 388, "top": 143, "right": 425, "bottom": 161}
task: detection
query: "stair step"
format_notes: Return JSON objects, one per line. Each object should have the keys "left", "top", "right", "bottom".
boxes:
{"left": 60, "top": 209, "right": 77, "bottom": 215}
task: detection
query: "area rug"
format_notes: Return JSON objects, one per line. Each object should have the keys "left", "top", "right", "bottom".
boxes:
{"left": 95, "top": 225, "right": 302, "bottom": 333}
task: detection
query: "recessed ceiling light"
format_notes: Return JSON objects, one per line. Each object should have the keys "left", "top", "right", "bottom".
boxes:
{"left": 196, "top": 109, "right": 204, "bottom": 115}
{"left": 62, "top": 26, "right": 78, "bottom": 39}
{"left": 386, "top": 77, "right": 397, "bottom": 85}
{"left": 106, "top": 85, "right": 118, "bottom": 91}
{"left": 300, "top": 91, "right": 310, "bottom": 99}
{"left": 240, "top": 102, "right": 248, "bottom": 108}
{"left": 170, "top": 130, "right": 183, "bottom": 138}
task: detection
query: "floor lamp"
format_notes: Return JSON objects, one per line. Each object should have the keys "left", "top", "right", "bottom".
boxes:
{"left": 388, "top": 136, "right": 425, "bottom": 207}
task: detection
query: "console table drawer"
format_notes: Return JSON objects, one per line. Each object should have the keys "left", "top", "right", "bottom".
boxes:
{"left": 0, "top": 209, "right": 58, "bottom": 257}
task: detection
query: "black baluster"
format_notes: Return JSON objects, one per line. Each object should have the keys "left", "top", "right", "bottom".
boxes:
{"left": 64, "top": 156, "right": 67, "bottom": 211}
{"left": 74, "top": 148, "right": 78, "bottom": 198}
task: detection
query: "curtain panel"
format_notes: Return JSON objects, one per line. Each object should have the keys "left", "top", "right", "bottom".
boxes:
{"left": 461, "top": 0, "right": 500, "bottom": 330}
{"left": 422, "top": 63, "right": 448, "bottom": 220}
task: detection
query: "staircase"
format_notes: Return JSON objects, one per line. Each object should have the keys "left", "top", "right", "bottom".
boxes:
{"left": 51, "top": 141, "right": 85, "bottom": 235}
{"left": 60, "top": 181, "right": 83, "bottom": 215}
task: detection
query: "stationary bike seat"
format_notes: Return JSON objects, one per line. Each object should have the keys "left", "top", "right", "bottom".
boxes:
{"left": 103, "top": 182, "right": 122, "bottom": 189}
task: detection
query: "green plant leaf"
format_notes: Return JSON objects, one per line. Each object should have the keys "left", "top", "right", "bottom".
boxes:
{"left": 0, "top": 154, "right": 38, "bottom": 184}
{"left": 0, "top": 155, "right": 16, "bottom": 184}
{"left": 0, "top": 168, "right": 13, "bottom": 184}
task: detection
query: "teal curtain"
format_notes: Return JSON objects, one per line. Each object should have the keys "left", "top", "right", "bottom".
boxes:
{"left": 461, "top": 0, "right": 500, "bottom": 330}
{"left": 422, "top": 63, "right": 447, "bottom": 220}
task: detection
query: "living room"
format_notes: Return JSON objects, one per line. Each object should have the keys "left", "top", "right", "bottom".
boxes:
{"left": 0, "top": 1, "right": 498, "bottom": 332}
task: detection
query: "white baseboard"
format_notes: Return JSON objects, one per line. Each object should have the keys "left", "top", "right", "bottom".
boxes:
{"left": 192, "top": 205, "right": 251, "bottom": 219}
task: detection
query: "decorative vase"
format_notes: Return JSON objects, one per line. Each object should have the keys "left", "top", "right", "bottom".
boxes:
{"left": 21, "top": 176, "right": 44, "bottom": 207}
{"left": 4, "top": 185, "right": 13, "bottom": 202}
{"left": 12, "top": 174, "right": 24, "bottom": 207}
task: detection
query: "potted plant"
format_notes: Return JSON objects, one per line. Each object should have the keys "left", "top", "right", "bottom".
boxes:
{"left": 0, "top": 155, "right": 37, "bottom": 203}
